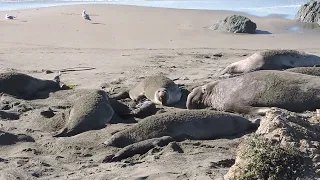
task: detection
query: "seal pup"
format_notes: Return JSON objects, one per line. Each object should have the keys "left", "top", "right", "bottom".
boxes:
{"left": 285, "top": 67, "right": 320, "bottom": 76}
{"left": 0, "top": 72, "right": 59, "bottom": 99}
{"left": 187, "top": 70, "right": 320, "bottom": 114}
{"left": 219, "top": 50, "right": 320, "bottom": 76}
{"left": 105, "top": 136, "right": 174, "bottom": 162}
{"left": 103, "top": 110, "right": 255, "bottom": 148}
{"left": 54, "top": 90, "right": 114, "bottom": 137}
{"left": 128, "top": 75, "right": 182, "bottom": 106}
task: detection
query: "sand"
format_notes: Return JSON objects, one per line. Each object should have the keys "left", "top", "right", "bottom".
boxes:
{"left": 0, "top": 4, "right": 319, "bottom": 180}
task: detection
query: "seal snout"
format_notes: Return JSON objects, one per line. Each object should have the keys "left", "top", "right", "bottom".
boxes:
{"left": 158, "top": 91, "right": 167, "bottom": 105}
{"left": 155, "top": 88, "right": 168, "bottom": 105}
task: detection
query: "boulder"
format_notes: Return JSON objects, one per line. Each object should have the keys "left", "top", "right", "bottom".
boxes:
{"left": 295, "top": 0, "right": 320, "bottom": 25}
{"left": 224, "top": 108, "right": 320, "bottom": 179}
{"left": 210, "top": 15, "right": 257, "bottom": 34}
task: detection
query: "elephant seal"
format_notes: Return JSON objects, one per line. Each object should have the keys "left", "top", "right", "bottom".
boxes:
{"left": 285, "top": 67, "right": 320, "bottom": 76}
{"left": 219, "top": 50, "right": 320, "bottom": 76}
{"left": 54, "top": 90, "right": 114, "bottom": 137}
{"left": 113, "top": 75, "right": 182, "bottom": 106}
{"left": 105, "top": 136, "right": 174, "bottom": 162}
{"left": 103, "top": 110, "right": 255, "bottom": 148}
{"left": 187, "top": 70, "right": 320, "bottom": 114}
{"left": 0, "top": 72, "right": 59, "bottom": 99}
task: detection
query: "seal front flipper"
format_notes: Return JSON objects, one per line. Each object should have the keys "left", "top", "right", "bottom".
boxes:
{"left": 227, "top": 104, "right": 272, "bottom": 116}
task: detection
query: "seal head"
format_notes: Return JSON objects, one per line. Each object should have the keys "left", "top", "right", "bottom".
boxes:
{"left": 154, "top": 88, "right": 168, "bottom": 105}
{"left": 186, "top": 84, "right": 214, "bottom": 109}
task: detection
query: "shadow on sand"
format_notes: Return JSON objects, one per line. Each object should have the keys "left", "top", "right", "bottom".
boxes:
{"left": 91, "top": 22, "right": 106, "bottom": 25}
{"left": 255, "top": 30, "right": 272, "bottom": 34}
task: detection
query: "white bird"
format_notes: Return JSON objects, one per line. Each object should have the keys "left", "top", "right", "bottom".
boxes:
{"left": 82, "top": 10, "right": 91, "bottom": 21}
{"left": 5, "top": 14, "right": 16, "bottom": 20}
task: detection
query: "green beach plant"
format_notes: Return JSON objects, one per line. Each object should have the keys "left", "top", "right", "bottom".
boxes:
{"left": 238, "top": 135, "right": 307, "bottom": 180}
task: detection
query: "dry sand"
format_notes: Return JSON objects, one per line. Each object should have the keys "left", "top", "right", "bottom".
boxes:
{"left": 0, "top": 4, "right": 320, "bottom": 180}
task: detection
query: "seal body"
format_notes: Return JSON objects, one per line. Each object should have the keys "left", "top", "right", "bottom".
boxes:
{"left": 285, "top": 67, "right": 320, "bottom": 76}
{"left": 54, "top": 90, "right": 114, "bottom": 137}
{"left": 187, "top": 70, "right": 320, "bottom": 114}
{"left": 129, "top": 75, "right": 181, "bottom": 105}
{"left": 0, "top": 72, "right": 59, "bottom": 99}
{"left": 220, "top": 50, "right": 320, "bottom": 76}
{"left": 103, "top": 110, "right": 254, "bottom": 148}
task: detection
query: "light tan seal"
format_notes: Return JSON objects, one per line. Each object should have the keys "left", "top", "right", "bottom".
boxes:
{"left": 187, "top": 70, "right": 320, "bottom": 114}
{"left": 0, "top": 72, "right": 59, "bottom": 99}
{"left": 219, "top": 50, "right": 320, "bottom": 76}
{"left": 103, "top": 109, "right": 255, "bottom": 148}
{"left": 54, "top": 90, "right": 114, "bottom": 137}
{"left": 114, "top": 75, "right": 182, "bottom": 106}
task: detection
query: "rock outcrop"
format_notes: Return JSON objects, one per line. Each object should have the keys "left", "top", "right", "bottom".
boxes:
{"left": 210, "top": 15, "right": 257, "bottom": 34}
{"left": 225, "top": 108, "right": 320, "bottom": 179}
{"left": 295, "top": 0, "right": 320, "bottom": 26}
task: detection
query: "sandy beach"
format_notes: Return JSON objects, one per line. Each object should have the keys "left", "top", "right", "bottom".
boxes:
{"left": 0, "top": 4, "right": 320, "bottom": 180}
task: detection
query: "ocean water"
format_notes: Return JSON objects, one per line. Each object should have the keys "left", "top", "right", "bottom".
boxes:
{"left": 0, "top": 0, "right": 309, "bottom": 19}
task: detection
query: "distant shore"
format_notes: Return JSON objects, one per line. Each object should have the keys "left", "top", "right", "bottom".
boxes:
{"left": 0, "top": 4, "right": 319, "bottom": 87}
{"left": 0, "top": 0, "right": 308, "bottom": 19}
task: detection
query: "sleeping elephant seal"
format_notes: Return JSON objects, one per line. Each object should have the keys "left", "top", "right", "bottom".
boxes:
{"left": 103, "top": 110, "right": 255, "bottom": 148}
{"left": 285, "top": 67, "right": 320, "bottom": 76}
{"left": 187, "top": 70, "right": 320, "bottom": 114}
{"left": 0, "top": 72, "right": 59, "bottom": 99}
{"left": 219, "top": 50, "right": 320, "bottom": 76}
{"left": 54, "top": 90, "right": 114, "bottom": 137}
{"left": 113, "top": 75, "right": 182, "bottom": 106}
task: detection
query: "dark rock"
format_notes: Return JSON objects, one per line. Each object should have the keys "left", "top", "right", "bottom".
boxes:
{"left": 210, "top": 159, "right": 235, "bottom": 168}
{"left": 295, "top": 0, "right": 320, "bottom": 25}
{"left": 40, "top": 108, "right": 55, "bottom": 118}
{"left": 0, "top": 104, "right": 10, "bottom": 110}
{"left": 0, "top": 110, "right": 20, "bottom": 120}
{"left": 44, "top": 70, "right": 54, "bottom": 74}
{"left": 16, "top": 134, "right": 35, "bottom": 142}
{"left": 14, "top": 103, "right": 33, "bottom": 113}
{"left": 0, "top": 131, "right": 34, "bottom": 145}
{"left": 211, "top": 15, "right": 257, "bottom": 34}
{"left": 213, "top": 53, "right": 223, "bottom": 57}
{"left": 0, "top": 131, "right": 19, "bottom": 145}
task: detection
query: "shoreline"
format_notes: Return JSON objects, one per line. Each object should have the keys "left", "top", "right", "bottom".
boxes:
{"left": 0, "top": 4, "right": 319, "bottom": 86}
{"left": 0, "top": 1, "right": 305, "bottom": 19}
